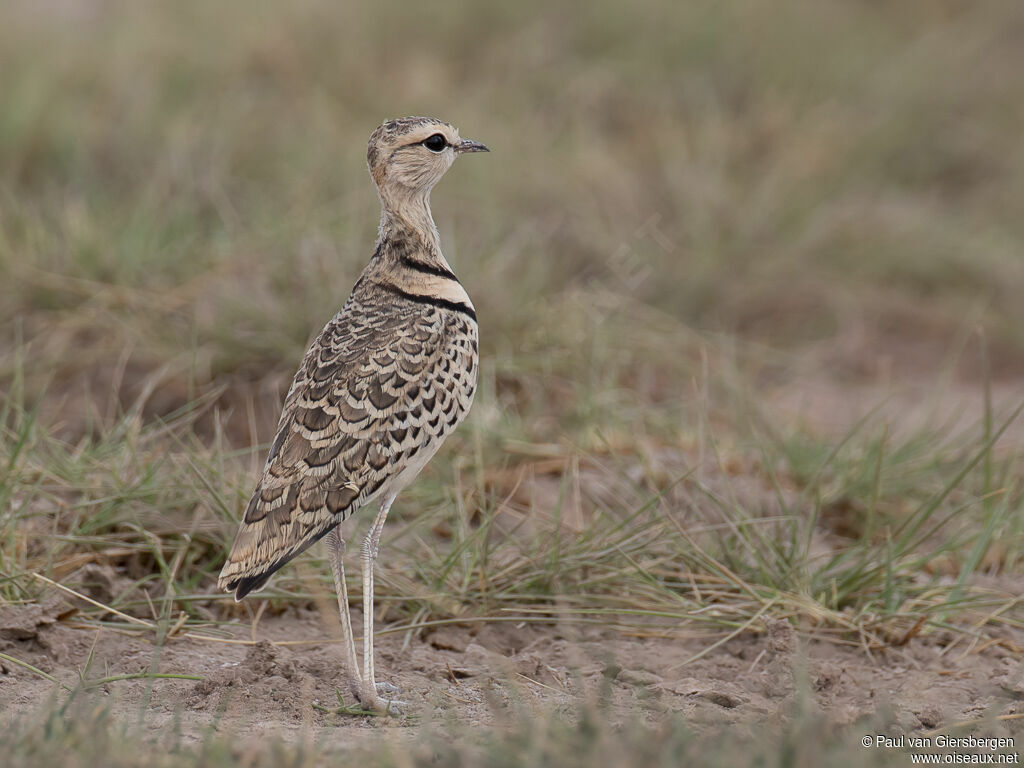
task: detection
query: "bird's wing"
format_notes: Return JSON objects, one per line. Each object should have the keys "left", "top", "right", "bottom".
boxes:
{"left": 218, "top": 298, "right": 471, "bottom": 598}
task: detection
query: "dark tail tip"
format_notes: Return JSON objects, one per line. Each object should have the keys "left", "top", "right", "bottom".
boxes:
{"left": 231, "top": 573, "right": 271, "bottom": 602}
{"left": 223, "top": 522, "right": 340, "bottom": 602}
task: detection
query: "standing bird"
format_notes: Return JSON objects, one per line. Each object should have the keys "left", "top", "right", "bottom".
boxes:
{"left": 218, "top": 117, "right": 487, "bottom": 712}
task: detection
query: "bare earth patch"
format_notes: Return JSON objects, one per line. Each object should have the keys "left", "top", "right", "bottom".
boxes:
{"left": 3, "top": 600, "right": 1023, "bottom": 747}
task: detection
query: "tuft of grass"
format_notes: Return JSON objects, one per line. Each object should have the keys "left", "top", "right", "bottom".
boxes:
{"left": 4, "top": 339, "right": 1024, "bottom": 655}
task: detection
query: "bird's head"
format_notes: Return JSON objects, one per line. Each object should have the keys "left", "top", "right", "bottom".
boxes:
{"left": 367, "top": 117, "right": 488, "bottom": 205}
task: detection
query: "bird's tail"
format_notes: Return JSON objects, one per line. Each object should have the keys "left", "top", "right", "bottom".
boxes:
{"left": 218, "top": 502, "right": 337, "bottom": 601}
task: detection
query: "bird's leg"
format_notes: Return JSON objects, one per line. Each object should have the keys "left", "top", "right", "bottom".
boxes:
{"left": 359, "top": 494, "right": 403, "bottom": 709}
{"left": 326, "top": 526, "right": 363, "bottom": 703}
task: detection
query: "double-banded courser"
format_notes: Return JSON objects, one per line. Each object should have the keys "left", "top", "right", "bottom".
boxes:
{"left": 218, "top": 117, "right": 487, "bottom": 712}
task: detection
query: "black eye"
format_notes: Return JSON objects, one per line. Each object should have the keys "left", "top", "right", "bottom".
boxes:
{"left": 422, "top": 133, "right": 447, "bottom": 152}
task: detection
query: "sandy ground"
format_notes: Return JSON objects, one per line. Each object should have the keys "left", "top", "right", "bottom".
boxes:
{"left": 3, "top": 594, "right": 1024, "bottom": 747}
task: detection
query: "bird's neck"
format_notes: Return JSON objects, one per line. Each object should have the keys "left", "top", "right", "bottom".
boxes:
{"left": 377, "top": 190, "right": 443, "bottom": 257}
{"left": 365, "top": 189, "right": 473, "bottom": 313}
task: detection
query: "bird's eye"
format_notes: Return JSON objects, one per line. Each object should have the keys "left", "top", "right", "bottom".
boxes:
{"left": 422, "top": 133, "right": 447, "bottom": 152}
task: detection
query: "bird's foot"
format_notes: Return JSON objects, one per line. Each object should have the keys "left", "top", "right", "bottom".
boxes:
{"left": 319, "top": 686, "right": 405, "bottom": 717}
{"left": 358, "top": 693, "right": 406, "bottom": 715}
{"left": 357, "top": 680, "right": 405, "bottom": 715}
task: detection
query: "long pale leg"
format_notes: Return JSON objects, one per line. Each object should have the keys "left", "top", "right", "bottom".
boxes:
{"left": 326, "top": 527, "right": 362, "bottom": 702}
{"left": 361, "top": 494, "right": 401, "bottom": 707}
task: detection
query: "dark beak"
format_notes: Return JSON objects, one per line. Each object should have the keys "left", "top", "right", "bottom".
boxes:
{"left": 455, "top": 138, "right": 489, "bottom": 154}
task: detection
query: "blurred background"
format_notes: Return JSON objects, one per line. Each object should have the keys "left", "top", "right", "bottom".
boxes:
{"left": 3, "top": 0, "right": 1024, "bottom": 637}
{"left": 4, "top": 0, "right": 1023, "bottom": 436}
